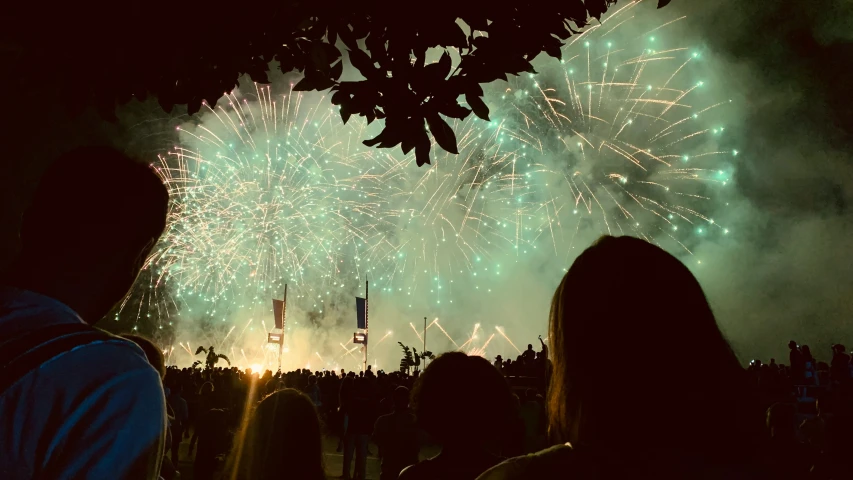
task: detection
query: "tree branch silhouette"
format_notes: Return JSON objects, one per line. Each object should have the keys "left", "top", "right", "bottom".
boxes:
{"left": 4, "top": 1, "right": 672, "bottom": 165}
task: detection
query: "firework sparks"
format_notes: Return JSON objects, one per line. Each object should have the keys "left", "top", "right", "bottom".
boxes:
{"left": 433, "top": 320, "right": 460, "bottom": 348}
{"left": 128, "top": 4, "right": 732, "bottom": 368}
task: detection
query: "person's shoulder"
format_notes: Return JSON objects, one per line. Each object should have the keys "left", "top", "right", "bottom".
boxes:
{"left": 40, "top": 334, "right": 163, "bottom": 396}
{"left": 476, "top": 443, "right": 573, "bottom": 480}
{"left": 61, "top": 334, "right": 154, "bottom": 370}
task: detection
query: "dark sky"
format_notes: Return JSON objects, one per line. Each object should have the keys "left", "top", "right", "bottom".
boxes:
{"left": 1, "top": 0, "right": 851, "bottom": 362}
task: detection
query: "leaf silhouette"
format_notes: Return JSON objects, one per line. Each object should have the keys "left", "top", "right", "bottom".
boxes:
{"left": 466, "top": 93, "right": 490, "bottom": 121}
{"left": 426, "top": 112, "right": 459, "bottom": 155}
{"left": 348, "top": 49, "right": 378, "bottom": 80}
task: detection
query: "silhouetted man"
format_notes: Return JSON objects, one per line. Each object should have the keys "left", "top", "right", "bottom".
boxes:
{"left": 522, "top": 344, "right": 536, "bottom": 363}
{"left": 373, "top": 386, "right": 419, "bottom": 480}
{"left": 0, "top": 147, "right": 169, "bottom": 479}
{"left": 830, "top": 344, "right": 851, "bottom": 385}
{"left": 789, "top": 341, "right": 804, "bottom": 383}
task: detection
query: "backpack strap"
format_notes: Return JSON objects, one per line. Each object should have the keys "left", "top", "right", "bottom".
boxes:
{"left": 0, "top": 322, "right": 112, "bottom": 396}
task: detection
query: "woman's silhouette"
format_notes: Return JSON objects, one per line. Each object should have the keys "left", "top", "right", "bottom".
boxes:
{"left": 400, "top": 352, "right": 518, "bottom": 480}
{"left": 478, "top": 235, "right": 766, "bottom": 479}
{"left": 229, "top": 388, "right": 325, "bottom": 480}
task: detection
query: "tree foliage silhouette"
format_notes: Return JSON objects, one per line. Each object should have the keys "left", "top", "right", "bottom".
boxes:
{"left": 5, "top": 1, "right": 671, "bottom": 165}
{"left": 399, "top": 341, "right": 435, "bottom": 373}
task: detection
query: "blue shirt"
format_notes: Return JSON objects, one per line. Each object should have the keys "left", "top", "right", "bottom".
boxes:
{"left": 0, "top": 287, "right": 167, "bottom": 479}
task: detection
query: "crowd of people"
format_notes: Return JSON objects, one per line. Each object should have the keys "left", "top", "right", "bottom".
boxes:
{"left": 1, "top": 146, "right": 851, "bottom": 480}
{"left": 156, "top": 341, "right": 550, "bottom": 480}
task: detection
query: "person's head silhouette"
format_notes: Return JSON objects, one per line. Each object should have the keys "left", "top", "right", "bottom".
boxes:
{"left": 548, "top": 235, "right": 756, "bottom": 457}
{"left": 392, "top": 385, "right": 410, "bottom": 412}
{"left": 411, "top": 351, "right": 516, "bottom": 450}
{"left": 230, "top": 389, "right": 325, "bottom": 480}
{"left": 7, "top": 146, "right": 168, "bottom": 323}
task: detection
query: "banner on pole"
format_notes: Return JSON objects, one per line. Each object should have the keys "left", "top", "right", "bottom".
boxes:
{"left": 267, "top": 332, "right": 283, "bottom": 344}
{"left": 356, "top": 297, "right": 366, "bottom": 329}
{"left": 353, "top": 332, "right": 367, "bottom": 344}
{"left": 273, "top": 299, "right": 285, "bottom": 329}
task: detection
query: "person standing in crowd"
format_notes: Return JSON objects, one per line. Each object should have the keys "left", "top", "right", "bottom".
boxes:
{"left": 167, "top": 384, "right": 189, "bottom": 464}
{"left": 478, "top": 235, "right": 766, "bottom": 479}
{"left": 788, "top": 341, "right": 804, "bottom": 383}
{"left": 399, "top": 352, "right": 518, "bottom": 480}
{"left": 801, "top": 345, "right": 817, "bottom": 385}
{"left": 522, "top": 344, "right": 536, "bottom": 363}
{"left": 373, "top": 386, "right": 420, "bottom": 480}
{"left": 189, "top": 380, "right": 216, "bottom": 455}
{"left": 519, "top": 389, "right": 546, "bottom": 454}
{"left": 228, "top": 389, "right": 325, "bottom": 480}
{"left": 337, "top": 374, "right": 356, "bottom": 453}
{"left": 193, "top": 407, "right": 230, "bottom": 480}
{"left": 0, "top": 147, "right": 169, "bottom": 479}
{"left": 342, "top": 377, "right": 377, "bottom": 480}
{"left": 762, "top": 403, "right": 813, "bottom": 480}
{"left": 305, "top": 374, "right": 322, "bottom": 408}
{"left": 830, "top": 344, "right": 850, "bottom": 385}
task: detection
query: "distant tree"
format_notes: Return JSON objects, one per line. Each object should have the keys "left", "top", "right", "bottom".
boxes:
{"left": 5, "top": 1, "right": 670, "bottom": 165}
{"left": 399, "top": 341, "right": 435, "bottom": 374}
{"left": 399, "top": 342, "right": 415, "bottom": 374}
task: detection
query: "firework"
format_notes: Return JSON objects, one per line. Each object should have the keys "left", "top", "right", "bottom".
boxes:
{"left": 129, "top": 83, "right": 388, "bottom": 329}
{"left": 127, "top": 3, "right": 733, "bottom": 367}
{"left": 347, "top": 1, "right": 733, "bottom": 310}
{"left": 491, "top": 2, "right": 732, "bottom": 262}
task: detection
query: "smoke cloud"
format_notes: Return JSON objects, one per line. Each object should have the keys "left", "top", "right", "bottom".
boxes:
{"left": 664, "top": 0, "right": 853, "bottom": 361}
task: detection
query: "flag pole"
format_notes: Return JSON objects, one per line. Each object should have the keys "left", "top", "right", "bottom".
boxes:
{"left": 423, "top": 316, "right": 427, "bottom": 367}
{"left": 363, "top": 279, "right": 369, "bottom": 373}
{"left": 279, "top": 284, "right": 287, "bottom": 373}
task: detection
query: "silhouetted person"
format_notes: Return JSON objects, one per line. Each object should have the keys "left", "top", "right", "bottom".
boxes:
{"left": 373, "top": 386, "right": 419, "bottom": 480}
{"left": 519, "top": 389, "right": 546, "bottom": 454}
{"left": 762, "top": 403, "right": 813, "bottom": 479}
{"left": 167, "top": 384, "right": 189, "bottom": 463}
{"left": 305, "top": 374, "right": 321, "bottom": 408}
{"left": 337, "top": 375, "right": 355, "bottom": 453}
{"left": 478, "top": 236, "right": 766, "bottom": 480}
{"left": 399, "top": 352, "right": 518, "bottom": 480}
{"left": 342, "top": 377, "right": 376, "bottom": 480}
{"left": 0, "top": 146, "right": 169, "bottom": 479}
{"left": 228, "top": 389, "right": 325, "bottom": 480}
{"left": 190, "top": 381, "right": 215, "bottom": 455}
{"left": 522, "top": 344, "right": 535, "bottom": 363}
{"left": 788, "top": 341, "right": 804, "bottom": 383}
{"left": 802, "top": 345, "right": 817, "bottom": 385}
{"left": 193, "top": 408, "right": 229, "bottom": 480}
{"left": 830, "top": 344, "right": 850, "bottom": 385}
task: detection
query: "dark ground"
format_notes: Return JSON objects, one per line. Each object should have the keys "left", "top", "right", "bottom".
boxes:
{"left": 172, "top": 430, "right": 440, "bottom": 479}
